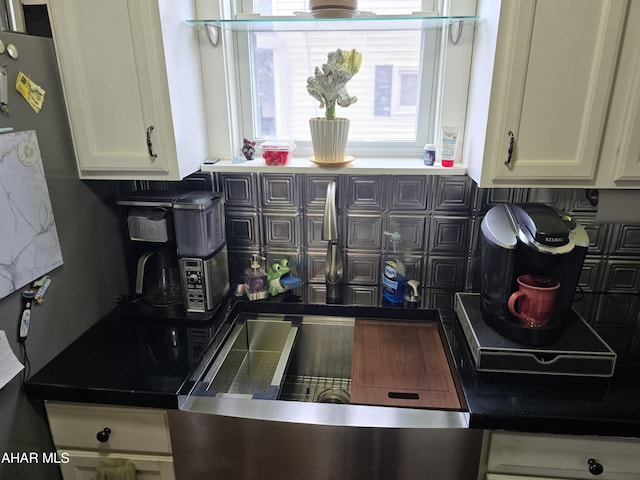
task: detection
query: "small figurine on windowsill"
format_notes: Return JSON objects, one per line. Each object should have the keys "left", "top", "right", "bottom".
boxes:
{"left": 242, "top": 138, "right": 256, "bottom": 161}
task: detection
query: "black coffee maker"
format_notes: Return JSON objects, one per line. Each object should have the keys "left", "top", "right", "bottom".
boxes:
{"left": 480, "top": 203, "right": 589, "bottom": 345}
{"left": 117, "top": 190, "right": 229, "bottom": 323}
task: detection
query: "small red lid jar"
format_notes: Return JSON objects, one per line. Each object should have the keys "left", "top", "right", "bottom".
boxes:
{"left": 261, "top": 141, "right": 297, "bottom": 166}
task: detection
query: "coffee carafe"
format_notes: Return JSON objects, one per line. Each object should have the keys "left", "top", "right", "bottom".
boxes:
{"left": 479, "top": 203, "right": 588, "bottom": 345}
{"left": 136, "top": 249, "right": 182, "bottom": 307}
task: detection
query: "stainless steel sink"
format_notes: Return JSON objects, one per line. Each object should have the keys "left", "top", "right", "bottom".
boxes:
{"left": 175, "top": 311, "right": 482, "bottom": 480}
{"left": 278, "top": 316, "right": 354, "bottom": 403}
{"left": 200, "top": 314, "right": 353, "bottom": 402}
{"left": 202, "top": 316, "right": 298, "bottom": 399}
{"left": 183, "top": 312, "right": 471, "bottom": 429}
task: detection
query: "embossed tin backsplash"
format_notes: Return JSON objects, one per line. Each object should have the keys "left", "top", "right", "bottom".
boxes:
{"left": 154, "top": 172, "right": 640, "bottom": 364}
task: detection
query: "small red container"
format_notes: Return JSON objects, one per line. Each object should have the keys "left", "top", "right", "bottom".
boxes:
{"left": 441, "top": 159, "right": 454, "bottom": 167}
{"left": 261, "top": 141, "right": 296, "bottom": 166}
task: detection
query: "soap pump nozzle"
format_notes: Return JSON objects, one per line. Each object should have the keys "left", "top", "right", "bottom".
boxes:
{"left": 383, "top": 231, "right": 402, "bottom": 249}
{"left": 250, "top": 254, "right": 265, "bottom": 272}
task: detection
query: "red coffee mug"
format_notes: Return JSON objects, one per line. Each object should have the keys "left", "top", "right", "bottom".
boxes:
{"left": 507, "top": 275, "right": 560, "bottom": 328}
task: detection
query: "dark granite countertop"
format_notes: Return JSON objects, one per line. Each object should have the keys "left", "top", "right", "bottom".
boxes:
{"left": 439, "top": 308, "right": 640, "bottom": 438}
{"left": 24, "top": 299, "right": 234, "bottom": 409}
{"left": 25, "top": 291, "right": 640, "bottom": 438}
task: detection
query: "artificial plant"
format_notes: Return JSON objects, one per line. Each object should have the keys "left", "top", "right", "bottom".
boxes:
{"left": 307, "top": 48, "right": 363, "bottom": 120}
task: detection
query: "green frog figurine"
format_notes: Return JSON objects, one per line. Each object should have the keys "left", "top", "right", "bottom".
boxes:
{"left": 267, "top": 259, "right": 303, "bottom": 296}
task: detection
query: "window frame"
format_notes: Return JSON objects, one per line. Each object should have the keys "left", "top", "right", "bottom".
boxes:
{"left": 235, "top": 25, "right": 439, "bottom": 158}
{"left": 195, "top": 0, "right": 476, "bottom": 164}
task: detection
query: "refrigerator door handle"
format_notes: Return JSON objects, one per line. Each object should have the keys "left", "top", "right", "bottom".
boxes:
{"left": 1, "top": 64, "right": 8, "bottom": 114}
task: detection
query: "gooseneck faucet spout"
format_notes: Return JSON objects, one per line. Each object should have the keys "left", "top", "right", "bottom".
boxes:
{"left": 322, "top": 181, "right": 343, "bottom": 292}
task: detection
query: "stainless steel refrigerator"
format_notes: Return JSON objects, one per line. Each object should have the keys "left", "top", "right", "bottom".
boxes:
{"left": 0, "top": 30, "right": 128, "bottom": 480}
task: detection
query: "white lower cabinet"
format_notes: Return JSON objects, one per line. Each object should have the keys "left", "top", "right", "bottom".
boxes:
{"left": 60, "top": 451, "right": 175, "bottom": 480}
{"left": 487, "top": 475, "right": 568, "bottom": 480}
{"left": 45, "top": 401, "right": 176, "bottom": 480}
{"left": 482, "top": 431, "right": 640, "bottom": 480}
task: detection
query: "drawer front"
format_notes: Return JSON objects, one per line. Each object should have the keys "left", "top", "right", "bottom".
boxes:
{"left": 487, "top": 475, "right": 566, "bottom": 480}
{"left": 487, "top": 432, "right": 640, "bottom": 480}
{"left": 46, "top": 402, "right": 172, "bottom": 454}
{"left": 59, "top": 450, "right": 175, "bottom": 480}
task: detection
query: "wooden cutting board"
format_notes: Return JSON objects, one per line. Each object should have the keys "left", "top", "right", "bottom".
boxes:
{"left": 350, "top": 319, "right": 461, "bottom": 409}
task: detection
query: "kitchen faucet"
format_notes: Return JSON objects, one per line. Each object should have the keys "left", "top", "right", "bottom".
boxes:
{"left": 322, "top": 181, "right": 343, "bottom": 298}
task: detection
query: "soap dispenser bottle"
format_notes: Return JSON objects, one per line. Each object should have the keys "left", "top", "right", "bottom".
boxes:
{"left": 244, "top": 254, "right": 268, "bottom": 300}
{"left": 381, "top": 231, "right": 407, "bottom": 304}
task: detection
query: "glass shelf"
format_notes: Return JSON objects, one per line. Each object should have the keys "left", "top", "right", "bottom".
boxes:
{"left": 186, "top": 13, "right": 478, "bottom": 32}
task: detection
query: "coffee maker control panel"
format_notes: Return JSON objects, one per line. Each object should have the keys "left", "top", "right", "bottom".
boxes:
{"left": 179, "top": 247, "right": 230, "bottom": 314}
{"left": 181, "top": 258, "right": 207, "bottom": 312}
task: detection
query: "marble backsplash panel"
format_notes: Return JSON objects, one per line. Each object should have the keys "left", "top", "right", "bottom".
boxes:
{"left": 0, "top": 130, "right": 63, "bottom": 299}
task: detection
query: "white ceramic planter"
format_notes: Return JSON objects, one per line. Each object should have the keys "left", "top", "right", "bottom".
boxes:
{"left": 309, "top": 117, "right": 350, "bottom": 164}
{"left": 309, "top": 0, "right": 357, "bottom": 11}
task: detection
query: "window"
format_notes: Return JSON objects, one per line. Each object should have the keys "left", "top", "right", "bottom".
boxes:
{"left": 374, "top": 65, "right": 393, "bottom": 117}
{"left": 234, "top": 0, "right": 442, "bottom": 157}
{"left": 398, "top": 69, "right": 419, "bottom": 107}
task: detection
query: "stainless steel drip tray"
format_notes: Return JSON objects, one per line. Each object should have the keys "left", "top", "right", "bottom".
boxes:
{"left": 202, "top": 316, "right": 299, "bottom": 399}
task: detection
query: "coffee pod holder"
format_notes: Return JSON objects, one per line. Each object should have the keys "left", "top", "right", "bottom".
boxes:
{"left": 454, "top": 293, "right": 616, "bottom": 378}
{"left": 484, "top": 311, "right": 564, "bottom": 346}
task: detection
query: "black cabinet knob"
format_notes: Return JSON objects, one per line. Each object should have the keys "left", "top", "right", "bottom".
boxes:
{"left": 96, "top": 427, "right": 111, "bottom": 443}
{"left": 588, "top": 458, "right": 604, "bottom": 475}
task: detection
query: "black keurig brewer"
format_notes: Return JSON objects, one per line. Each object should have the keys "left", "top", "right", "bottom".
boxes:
{"left": 480, "top": 203, "right": 588, "bottom": 345}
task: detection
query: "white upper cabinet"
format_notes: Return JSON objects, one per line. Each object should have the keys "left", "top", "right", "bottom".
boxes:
{"left": 464, "top": 0, "right": 633, "bottom": 188}
{"left": 598, "top": 0, "right": 640, "bottom": 186}
{"left": 47, "top": 0, "right": 208, "bottom": 180}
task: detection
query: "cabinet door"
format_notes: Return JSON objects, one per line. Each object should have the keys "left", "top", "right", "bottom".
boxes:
{"left": 483, "top": 0, "right": 627, "bottom": 184}
{"left": 59, "top": 450, "right": 175, "bottom": 480}
{"left": 47, "top": 0, "right": 177, "bottom": 178}
{"left": 603, "top": 0, "right": 640, "bottom": 184}
{"left": 486, "top": 475, "right": 566, "bottom": 480}
{"left": 45, "top": 402, "right": 172, "bottom": 455}
{"left": 486, "top": 431, "right": 640, "bottom": 480}
{"left": 486, "top": 475, "right": 565, "bottom": 480}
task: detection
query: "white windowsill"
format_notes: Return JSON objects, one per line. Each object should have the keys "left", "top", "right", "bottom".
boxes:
{"left": 200, "top": 156, "right": 467, "bottom": 175}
